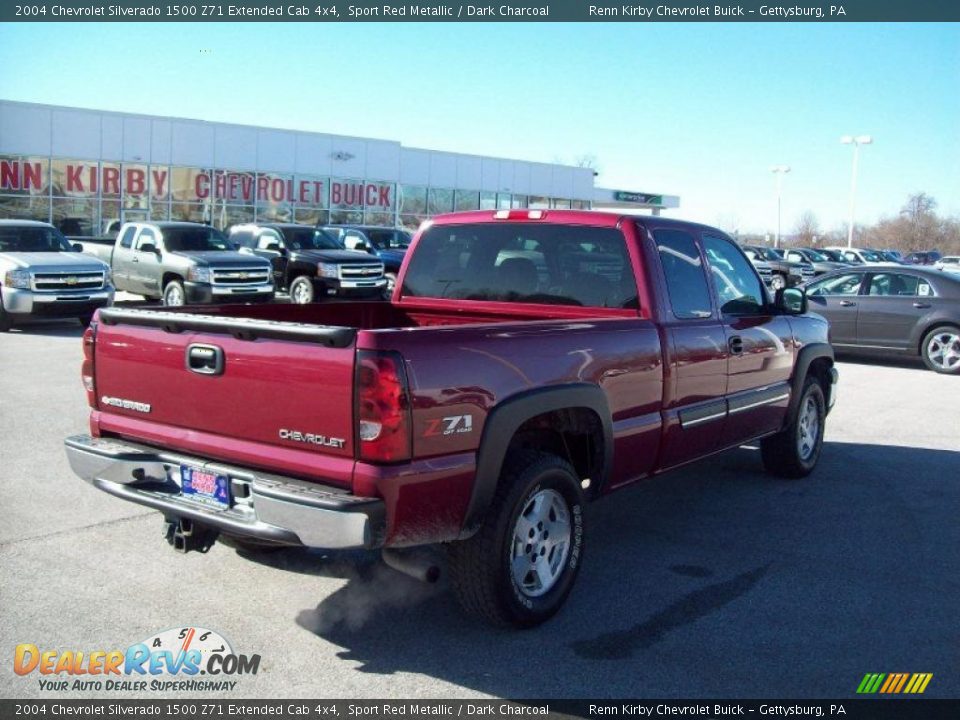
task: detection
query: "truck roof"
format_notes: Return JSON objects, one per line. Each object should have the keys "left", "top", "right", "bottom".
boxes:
{"left": 427, "top": 209, "right": 719, "bottom": 234}
{"left": 0, "top": 219, "right": 54, "bottom": 227}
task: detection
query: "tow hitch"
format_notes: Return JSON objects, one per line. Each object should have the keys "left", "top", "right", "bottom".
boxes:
{"left": 164, "top": 517, "right": 218, "bottom": 553}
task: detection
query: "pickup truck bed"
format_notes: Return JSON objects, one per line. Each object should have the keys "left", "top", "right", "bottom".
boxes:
{"left": 66, "top": 210, "right": 837, "bottom": 627}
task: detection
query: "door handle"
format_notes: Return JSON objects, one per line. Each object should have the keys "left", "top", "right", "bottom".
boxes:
{"left": 131, "top": 256, "right": 139, "bottom": 263}
{"left": 728, "top": 335, "right": 744, "bottom": 355}
{"left": 913, "top": 302, "right": 931, "bottom": 309}
{"left": 839, "top": 300, "right": 856, "bottom": 307}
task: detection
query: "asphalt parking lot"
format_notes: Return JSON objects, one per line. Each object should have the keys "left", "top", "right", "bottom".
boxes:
{"left": 1, "top": 317, "right": 958, "bottom": 700}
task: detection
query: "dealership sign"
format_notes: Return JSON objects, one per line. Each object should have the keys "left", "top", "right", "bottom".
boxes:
{"left": 0, "top": 159, "right": 392, "bottom": 209}
{"left": 613, "top": 190, "right": 663, "bottom": 205}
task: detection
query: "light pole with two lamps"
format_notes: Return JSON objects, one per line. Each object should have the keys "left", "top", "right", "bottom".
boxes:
{"left": 841, "top": 134, "right": 872, "bottom": 248}
{"left": 770, "top": 165, "right": 791, "bottom": 248}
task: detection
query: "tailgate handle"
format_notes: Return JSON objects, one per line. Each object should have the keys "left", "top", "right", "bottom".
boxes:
{"left": 186, "top": 344, "right": 224, "bottom": 376}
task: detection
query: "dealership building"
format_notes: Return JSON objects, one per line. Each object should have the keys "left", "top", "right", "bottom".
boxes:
{"left": 0, "top": 99, "right": 678, "bottom": 235}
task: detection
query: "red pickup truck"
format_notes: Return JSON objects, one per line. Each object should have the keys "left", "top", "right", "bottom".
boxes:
{"left": 65, "top": 210, "right": 838, "bottom": 627}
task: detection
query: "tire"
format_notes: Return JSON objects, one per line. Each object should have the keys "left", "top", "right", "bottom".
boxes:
{"left": 162, "top": 279, "right": 186, "bottom": 307}
{"left": 0, "top": 303, "right": 11, "bottom": 333}
{"left": 289, "top": 276, "right": 315, "bottom": 304}
{"left": 770, "top": 274, "right": 786, "bottom": 291}
{"left": 920, "top": 325, "right": 960, "bottom": 374}
{"left": 383, "top": 272, "right": 397, "bottom": 299}
{"left": 447, "top": 450, "right": 585, "bottom": 628}
{"left": 78, "top": 313, "right": 94, "bottom": 329}
{"left": 761, "top": 376, "right": 826, "bottom": 478}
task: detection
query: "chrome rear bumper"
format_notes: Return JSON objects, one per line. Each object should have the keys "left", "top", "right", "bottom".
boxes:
{"left": 64, "top": 435, "right": 384, "bottom": 549}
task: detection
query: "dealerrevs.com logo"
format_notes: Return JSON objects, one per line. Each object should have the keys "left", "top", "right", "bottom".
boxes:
{"left": 14, "top": 626, "right": 260, "bottom": 693}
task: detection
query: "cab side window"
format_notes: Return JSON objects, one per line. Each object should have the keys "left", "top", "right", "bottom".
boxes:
{"left": 654, "top": 229, "right": 713, "bottom": 319}
{"left": 786, "top": 250, "right": 806, "bottom": 263}
{"left": 256, "top": 229, "right": 283, "bottom": 251}
{"left": 135, "top": 228, "right": 156, "bottom": 251}
{"left": 702, "top": 234, "right": 766, "bottom": 315}
{"left": 118, "top": 226, "right": 136, "bottom": 249}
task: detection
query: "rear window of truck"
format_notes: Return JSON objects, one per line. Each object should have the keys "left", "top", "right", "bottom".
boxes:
{"left": 401, "top": 223, "right": 638, "bottom": 309}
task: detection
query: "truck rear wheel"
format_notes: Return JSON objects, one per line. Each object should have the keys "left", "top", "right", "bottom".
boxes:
{"left": 761, "top": 376, "right": 825, "bottom": 478}
{"left": 289, "top": 276, "right": 315, "bottom": 304}
{"left": 447, "top": 450, "right": 585, "bottom": 628}
{"left": 0, "top": 303, "right": 11, "bottom": 332}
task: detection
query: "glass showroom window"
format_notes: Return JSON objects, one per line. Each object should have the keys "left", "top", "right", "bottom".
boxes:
{"left": 552, "top": 199, "right": 571, "bottom": 209}
{"left": 399, "top": 185, "right": 427, "bottom": 215}
{"left": 214, "top": 205, "right": 255, "bottom": 230}
{"left": 53, "top": 197, "right": 98, "bottom": 237}
{"left": 364, "top": 211, "right": 394, "bottom": 226}
{"left": 511, "top": 195, "right": 528, "bottom": 209}
{"left": 171, "top": 202, "right": 209, "bottom": 223}
{"left": 399, "top": 214, "right": 427, "bottom": 231}
{"left": 480, "top": 191, "right": 497, "bottom": 210}
{"left": 170, "top": 166, "right": 212, "bottom": 204}
{"left": 528, "top": 196, "right": 549, "bottom": 209}
{"left": 0, "top": 155, "right": 50, "bottom": 198}
{"left": 149, "top": 202, "right": 171, "bottom": 222}
{"left": 330, "top": 210, "right": 363, "bottom": 225}
{"left": 428, "top": 188, "right": 454, "bottom": 215}
{"left": 294, "top": 207, "right": 330, "bottom": 226}
{"left": 101, "top": 199, "right": 123, "bottom": 230}
{"left": 455, "top": 190, "right": 479, "bottom": 211}
{"left": 255, "top": 204, "right": 292, "bottom": 224}
{"left": 497, "top": 193, "right": 512, "bottom": 210}
{"left": 0, "top": 195, "right": 50, "bottom": 222}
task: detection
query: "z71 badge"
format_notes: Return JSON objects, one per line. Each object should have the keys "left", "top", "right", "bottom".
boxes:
{"left": 424, "top": 414, "right": 474, "bottom": 437}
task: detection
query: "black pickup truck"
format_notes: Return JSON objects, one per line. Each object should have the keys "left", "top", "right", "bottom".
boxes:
{"left": 228, "top": 223, "right": 386, "bottom": 304}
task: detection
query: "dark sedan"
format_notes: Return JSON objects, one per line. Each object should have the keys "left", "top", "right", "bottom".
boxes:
{"left": 783, "top": 247, "right": 850, "bottom": 275}
{"left": 803, "top": 266, "right": 960, "bottom": 374}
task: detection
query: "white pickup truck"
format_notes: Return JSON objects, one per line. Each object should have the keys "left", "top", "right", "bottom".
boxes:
{"left": 0, "top": 220, "right": 114, "bottom": 331}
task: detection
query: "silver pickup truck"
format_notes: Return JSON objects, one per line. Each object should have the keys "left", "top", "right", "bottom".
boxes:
{"left": 0, "top": 220, "right": 114, "bottom": 331}
{"left": 83, "top": 221, "right": 273, "bottom": 306}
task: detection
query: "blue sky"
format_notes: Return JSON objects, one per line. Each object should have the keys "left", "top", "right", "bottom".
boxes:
{"left": 1, "top": 22, "right": 957, "bottom": 234}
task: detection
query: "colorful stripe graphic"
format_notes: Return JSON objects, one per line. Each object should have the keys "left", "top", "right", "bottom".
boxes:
{"left": 857, "top": 673, "right": 933, "bottom": 694}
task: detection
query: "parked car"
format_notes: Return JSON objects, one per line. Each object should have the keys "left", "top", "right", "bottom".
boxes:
{"left": 783, "top": 247, "right": 849, "bottom": 276}
{"left": 818, "top": 248, "right": 850, "bottom": 263}
{"left": 83, "top": 221, "right": 273, "bottom": 306}
{"left": 824, "top": 246, "right": 889, "bottom": 265}
{"left": 0, "top": 219, "right": 114, "bottom": 331}
{"left": 321, "top": 225, "right": 412, "bottom": 297}
{"left": 228, "top": 223, "right": 386, "bottom": 304}
{"left": 934, "top": 256, "right": 960, "bottom": 275}
{"left": 803, "top": 266, "right": 960, "bottom": 374}
{"left": 903, "top": 250, "right": 943, "bottom": 266}
{"left": 741, "top": 244, "right": 814, "bottom": 290}
{"left": 65, "top": 210, "right": 838, "bottom": 627}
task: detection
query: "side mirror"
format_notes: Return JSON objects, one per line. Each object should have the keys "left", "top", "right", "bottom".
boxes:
{"left": 263, "top": 240, "right": 283, "bottom": 253}
{"left": 776, "top": 287, "right": 807, "bottom": 315}
{"left": 139, "top": 242, "right": 157, "bottom": 255}
{"left": 71, "top": 242, "right": 83, "bottom": 252}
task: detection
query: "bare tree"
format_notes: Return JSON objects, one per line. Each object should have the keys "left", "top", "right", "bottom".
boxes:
{"left": 791, "top": 211, "right": 820, "bottom": 247}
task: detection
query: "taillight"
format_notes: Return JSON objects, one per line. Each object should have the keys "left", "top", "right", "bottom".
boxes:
{"left": 356, "top": 350, "right": 411, "bottom": 463}
{"left": 81, "top": 322, "right": 97, "bottom": 409}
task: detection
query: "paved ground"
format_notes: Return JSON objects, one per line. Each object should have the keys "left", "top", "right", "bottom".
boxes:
{"left": 1, "top": 318, "right": 958, "bottom": 700}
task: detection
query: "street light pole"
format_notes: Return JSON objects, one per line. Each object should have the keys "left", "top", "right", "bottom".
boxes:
{"left": 770, "top": 165, "right": 791, "bottom": 248}
{"left": 841, "top": 134, "right": 873, "bottom": 248}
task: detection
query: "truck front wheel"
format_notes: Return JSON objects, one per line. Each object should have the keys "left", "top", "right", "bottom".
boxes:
{"left": 448, "top": 450, "right": 585, "bottom": 628}
{"left": 163, "top": 280, "right": 186, "bottom": 307}
{"left": 760, "top": 375, "right": 825, "bottom": 478}
{"left": 289, "top": 276, "right": 315, "bottom": 304}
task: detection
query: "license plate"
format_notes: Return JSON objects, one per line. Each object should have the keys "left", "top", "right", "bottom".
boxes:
{"left": 180, "top": 466, "right": 231, "bottom": 507}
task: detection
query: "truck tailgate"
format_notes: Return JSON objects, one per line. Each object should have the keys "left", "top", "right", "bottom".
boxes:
{"left": 92, "top": 309, "right": 357, "bottom": 485}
